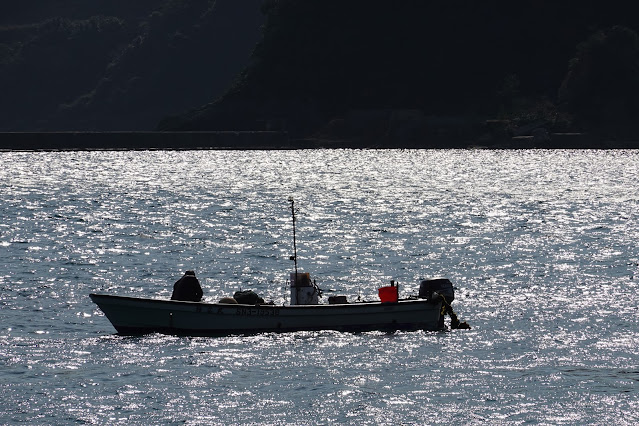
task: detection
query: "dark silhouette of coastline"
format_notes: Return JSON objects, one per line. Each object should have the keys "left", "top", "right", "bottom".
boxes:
{"left": 157, "top": 1, "right": 639, "bottom": 148}
{"left": 0, "top": 131, "right": 288, "bottom": 151}
{"left": 3, "top": 1, "right": 639, "bottom": 149}
{"left": 2, "top": 131, "right": 638, "bottom": 151}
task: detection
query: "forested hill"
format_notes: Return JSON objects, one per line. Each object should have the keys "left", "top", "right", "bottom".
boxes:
{"left": 0, "top": 0, "right": 264, "bottom": 131}
{"left": 3, "top": 1, "right": 639, "bottom": 143}
{"left": 161, "top": 0, "right": 639, "bottom": 142}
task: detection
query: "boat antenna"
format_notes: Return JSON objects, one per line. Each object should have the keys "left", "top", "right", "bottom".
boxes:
{"left": 289, "top": 197, "right": 298, "bottom": 276}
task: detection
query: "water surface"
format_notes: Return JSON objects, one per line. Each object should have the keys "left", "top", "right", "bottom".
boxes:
{"left": 1, "top": 149, "right": 638, "bottom": 424}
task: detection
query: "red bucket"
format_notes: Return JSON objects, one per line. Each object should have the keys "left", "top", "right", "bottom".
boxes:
{"left": 378, "top": 286, "right": 398, "bottom": 303}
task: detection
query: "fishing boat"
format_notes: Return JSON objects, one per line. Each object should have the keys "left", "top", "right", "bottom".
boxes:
{"left": 90, "top": 199, "right": 468, "bottom": 336}
{"left": 89, "top": 278, "right": 458, "bottom": 336}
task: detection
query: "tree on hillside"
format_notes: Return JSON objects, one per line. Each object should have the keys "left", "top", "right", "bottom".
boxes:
{"left": 559, "top": 26, "right": 639, "bottom": 137}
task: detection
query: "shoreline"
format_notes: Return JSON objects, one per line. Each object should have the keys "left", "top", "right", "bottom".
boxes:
{"left": 0, "top": 131, "right": 290, "bottom": 151}
{"left": 1, "top": 131, "right": 638, "bottom": 151}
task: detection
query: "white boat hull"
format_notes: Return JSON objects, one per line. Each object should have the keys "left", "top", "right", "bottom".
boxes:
{"left": 90, "top": 294, "right": 445, "bottom": 336}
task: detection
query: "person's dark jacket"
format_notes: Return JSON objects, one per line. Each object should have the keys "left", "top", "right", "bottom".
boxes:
{"left": 171, "top": 271, "right": 203, "bottom": 302}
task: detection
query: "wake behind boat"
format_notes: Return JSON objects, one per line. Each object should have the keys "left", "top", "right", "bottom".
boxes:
{"left": 90, "top": 199, "right": 469, "bottom": 336}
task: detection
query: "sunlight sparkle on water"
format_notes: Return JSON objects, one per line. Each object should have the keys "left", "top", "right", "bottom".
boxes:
{"left": 0, "top": 149, "right": 638, "bottom": 424}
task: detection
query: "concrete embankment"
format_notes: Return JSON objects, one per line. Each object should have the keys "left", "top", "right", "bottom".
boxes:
{"left": 1, "top": 131, "right": 638, "bottom": 150}
{"left": 0, "top": 131, "right": 290, "bottom": 151}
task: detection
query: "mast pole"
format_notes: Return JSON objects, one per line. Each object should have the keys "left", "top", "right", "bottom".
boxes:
{"left": 289, "top": 197, "right": 298, "bottom": 277}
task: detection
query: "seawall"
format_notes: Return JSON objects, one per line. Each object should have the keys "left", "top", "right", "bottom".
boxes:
{"left": 1, "top": 131, "right": 638, "bottom": 151}
{"left": 0, "top": 131, "right": 290, "bottom": 151}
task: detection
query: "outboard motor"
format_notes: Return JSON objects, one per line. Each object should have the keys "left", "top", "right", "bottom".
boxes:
{"left": 420, "top": 277, "right": 469, "bottom": 330}
{"left": 419, "top": 278, "right": 454, "bottom": 304}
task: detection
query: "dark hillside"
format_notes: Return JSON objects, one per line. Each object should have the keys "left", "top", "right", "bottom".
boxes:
{"left": 54, "top": 0, "right": 264, "bottom": 130}
{"left": 3, "top": 0, "right": 639, "bottom": 144}
{"left": 0, "top": 1, "right": 158, "bottom": 25}
{"left": 0, "top": 0, "right": 264, "bottom": 131}
{"left": 162, "top": 0, "right": 639, "bottom": 143}
{"left": 1, "top": 16, "right": 135, "bottom": 130}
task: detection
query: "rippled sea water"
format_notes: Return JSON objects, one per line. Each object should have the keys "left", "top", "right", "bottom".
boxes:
{"left": 1, "top": 149, "right": 638, "bottom": 424}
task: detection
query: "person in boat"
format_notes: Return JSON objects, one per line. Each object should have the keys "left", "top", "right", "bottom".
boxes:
{"left": 171, "top": 270, "right": 203, "bottom": 302}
